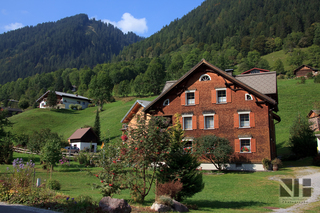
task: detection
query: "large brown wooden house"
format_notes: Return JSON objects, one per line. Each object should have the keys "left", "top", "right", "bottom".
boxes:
{"left": 143, "top": 59, "right": 280, "bottom": 171}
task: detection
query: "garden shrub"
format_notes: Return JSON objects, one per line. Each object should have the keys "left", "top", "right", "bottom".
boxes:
{"left": 314, "top": 74, "right": 320, "bottom": 83}
{"left": 289, "top": 114, "right": 317, "bottom": 158}
{"left": 157, "top": 195, "right": 173, "bottom": 206}
{"left": 307, "top": 72, "right": 313, "bottom": 79}
{"left": 47, "top": 179, "right": 61, "bottom": 190}
{"left": 156, "top": 180, "right": 183, "bottom": 199}
{"left": 262, "top": 158, "right": 271, "bottom": 170}
{"left": 77, "top": 151, "right": 94, "bottom": 166}
{"left": 0, "top": 133, "right": 14, "bottom": 164}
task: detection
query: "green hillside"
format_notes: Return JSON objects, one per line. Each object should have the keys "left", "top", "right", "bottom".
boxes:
{"left": 7, "top": 96, "right": 155, "bottom": 143}
{"left": 7, "top": 78, "right": 320, "bottom": 156}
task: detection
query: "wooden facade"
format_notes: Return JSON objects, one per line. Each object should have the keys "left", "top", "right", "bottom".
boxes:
{"left": 144, "top": 59, "right": 280, "bottom": 164}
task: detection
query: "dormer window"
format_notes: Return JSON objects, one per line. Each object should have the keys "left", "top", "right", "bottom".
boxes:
{"left": 199, "top": 74, "right": 211, "bottom": 81}
{"left": 163, "top": 99, "right": 170, "bottom": 106}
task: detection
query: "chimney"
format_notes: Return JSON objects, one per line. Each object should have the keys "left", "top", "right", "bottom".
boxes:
{"left": 225, "top": 69, "right": 233, "bottom": 76}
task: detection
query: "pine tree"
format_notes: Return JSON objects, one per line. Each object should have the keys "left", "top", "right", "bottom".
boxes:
{"left": 94, "top": 109, "right": 101, "bottom": 144}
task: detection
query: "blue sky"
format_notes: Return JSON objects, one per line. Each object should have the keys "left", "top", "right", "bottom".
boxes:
{"left": 0, "top": 0, "right": 205, "bottom": 38}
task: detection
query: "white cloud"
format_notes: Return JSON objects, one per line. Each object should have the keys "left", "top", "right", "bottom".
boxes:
{"left": 1, "top": 9, "right": 8, "bottom": 15}
{"left": 4, "top": 22, "right": 24, "bottom": 31}
{"left": 102, "top": 13, "right": 148, "bottom": 34}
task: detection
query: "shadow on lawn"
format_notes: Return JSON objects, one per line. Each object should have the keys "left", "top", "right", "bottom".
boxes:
{"left": 186, "top": 199, "right": 266, "bottom": 210}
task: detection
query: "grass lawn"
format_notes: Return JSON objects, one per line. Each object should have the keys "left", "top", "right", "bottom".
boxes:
{"left": 276, "top": 79, "right": 320, "bottom": 156}
{"left": 0, "top": 153, "right": 299, "bottom": 212}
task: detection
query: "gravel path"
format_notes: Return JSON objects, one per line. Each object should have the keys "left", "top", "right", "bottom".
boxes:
{"left": 272, "top": 167, "right": 320, "bottom": 213}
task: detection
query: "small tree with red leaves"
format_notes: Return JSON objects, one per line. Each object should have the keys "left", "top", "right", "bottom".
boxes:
{"left": 123, "top": 115, "right": 171, "bottom": 204}
{"left": 93, "top": 143, "right": 127, "bottom": 197}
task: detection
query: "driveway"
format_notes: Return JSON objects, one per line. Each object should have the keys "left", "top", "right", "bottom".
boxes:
{"left": 271, "top": 167, "right": 320, "bottom": 213}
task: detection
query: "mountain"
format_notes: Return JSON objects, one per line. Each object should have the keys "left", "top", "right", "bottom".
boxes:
{"left": 0, "top": 14, "right": 144, "bottom": 84}
{"left": 117, "top": 0, "right": 320, "bottom": 61}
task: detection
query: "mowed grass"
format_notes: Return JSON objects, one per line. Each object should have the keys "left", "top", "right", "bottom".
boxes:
{"left": 276, "top": 79, "right": 320, "bottom": 155}
{"left": 7, "top": 96, "right": 156, "bottom": 143}
{"left": 0, "top": 153, "right": 295, "bottom": 212}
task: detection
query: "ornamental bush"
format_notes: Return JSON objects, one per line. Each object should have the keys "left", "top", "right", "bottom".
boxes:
{"left": 47, "top": 179, "right": 61, "bottom": 190}
{"left": 289, "top": 114, "right": 317, "bottom": 158}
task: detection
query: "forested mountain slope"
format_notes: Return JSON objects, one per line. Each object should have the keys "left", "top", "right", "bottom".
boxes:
{"left": 117, "top": 0, "right": 320, "bottom": 61}
{"left": 0, "top": 14, "right": 143, "bottom": 84}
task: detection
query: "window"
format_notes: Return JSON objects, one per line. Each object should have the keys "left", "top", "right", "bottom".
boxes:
{"left": 77, "top": 101, "right": 80, "bottom": 104}
{"left": 163, "top": 99, "right": 170, "bottom": 106}
{"left": 64, "top": 99, "right": 67, "bottom": 102}
{"left": 240, "top": 139, "right": 251, "bottom": 153}
{"left": 199, "top": 74, "right": 211, "bottom": 81}
{"left": 82, "top": 102, "right": 85, "bottom": 105}
{"left": 245, "top": 94, "right": 253, "bottom": 100}
{"left": 239, "top": 113, "right": 250, "bottom": 128}
{"left": 186, "top": 92, "right": 195, "bottom": 105}
{"left": 204, "top": 114, "right": 214, "bottom": 129}
{"left": 234, "top": 111, "right": 255, "bottom": 128}
{"left": 216, "top": 89, "right": 226, "bottom": 103}
{"left": 181, "top": 90, "right": 199, "bottom": 106}
{"left": 183, "top": 117, "right": 192, "bottom": 130}
{"left": 235, "top": 138, "right": 256, "bottom": 153}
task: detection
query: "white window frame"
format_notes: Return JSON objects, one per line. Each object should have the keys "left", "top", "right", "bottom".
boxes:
{"left": 203, "top": 113, "right": 215, "bottom": 129}
{"left": 238, "top": 111, "right": 250, "bottom": 128}
{"left": 182, "top": 138, "right": 193, "bottom": 153}
{"left": 199, "top": 74, "right": 211, "bottom": 81}
{"left": 163, "top": 99, "right": 170, "bottom": 106}
{"left": 216, "top": 88, "right": 227, "bottom": 103}
{"left": 245, "top": 94, "right": 253, "bottom": 101}
{"left": 185, "top": 90, "right": 195, "bottom": 105}
{"left": 239, "top": 137, "right": 251, "bottom": 153}
{"left": 182, "top": 114, "right": 193, "bottom": 130}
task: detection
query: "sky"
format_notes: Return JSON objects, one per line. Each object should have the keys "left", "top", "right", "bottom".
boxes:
{"left": 0, "top": 0, "right": 205, "bottom": 38}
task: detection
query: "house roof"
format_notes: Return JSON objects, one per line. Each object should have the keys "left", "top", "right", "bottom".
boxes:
{"left": 235, "top": 71, "right": 277, "bottom": 95}
{"left": 241, "top": 68, "right": 270, "bottom": 74}
{"left": 293, "top": 65, "right": 318, "bottom": 75}
{"left": 161, "top": 81, "right": 177, "bottom": 93}
{"left": 121, "top": 100, "right": 151, "bottom": 123}
{"left": 143, "top": 59, "right": 278, "bottom": 113}
{"left": 36, "top": 90, "right": 90, "bottom": 103}
{"left": 68, "top": 127, "right": 95, "bottom": 140}
{"left": 308, "top": 110, "right": 320, "bottom": 118}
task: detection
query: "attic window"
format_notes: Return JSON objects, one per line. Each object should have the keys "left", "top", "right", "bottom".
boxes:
{"left": 163, "top": 99, "right": 170, "bottom": 106}
{"left": 245, "top": 94, "right": 253, "bottom": 101}
{"left": 199, "top": 74, "right": 211, "bottom": 81}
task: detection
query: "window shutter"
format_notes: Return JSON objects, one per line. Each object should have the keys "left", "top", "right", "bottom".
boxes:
{"left": 199, "top": 115, "right": 204, "bottom": 129}
{"left": 195, "top": 91, "right": 199, "bottom": 105}
{"left": 211, "top": 90, "right": 216, "bottom": 103}
{"left": 234, "top": 113, "right": 239, "bottom": 128}
{"left": 227, "top": 88, "right": 232, "bottom": 103}
{"left": 181, "top": 92, "right": 185, "bottom": 105}
{"left": 251, "top": 139, "right": 256, "bottom": 152}
{"left": 235, "top": 139, "right": 240, "bottom": 152}
{"left": 250, "top": 112, "right": 255, "bottom": 127}
{"left": 192, "top": 116, "right": 197, "bottom": 129}
{"left": 214, "top": 114, "right": 219, "bottom": 129}
{"left": 180, "top": 117, "right": 183, "bottom": 127}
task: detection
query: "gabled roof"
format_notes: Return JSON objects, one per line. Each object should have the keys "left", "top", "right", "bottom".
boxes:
{"left": 143, "top": 59, "right": 278, "bottom": 113}
{"left": 235, "top": 71, "right": 277, "bottom": 95}
{"left": 161, "top": 81, "right": 177, "bottom": 93}
{"left": 241, "top": 68, "right": 270, "bottom": 74}
{"left": 68, "top": 127, "right": 97, "bottom": 140}
{"left": 293, "top": 65, "right": 318, "bottom": 75}
{"left": 36, "top": 90, "right": 90, "bottom": 103}
{"left": 308, "top": 110, "right": 320, "bottom": 118}
{"left": 121, "top": 100, "right": 151, "bottom": 123}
